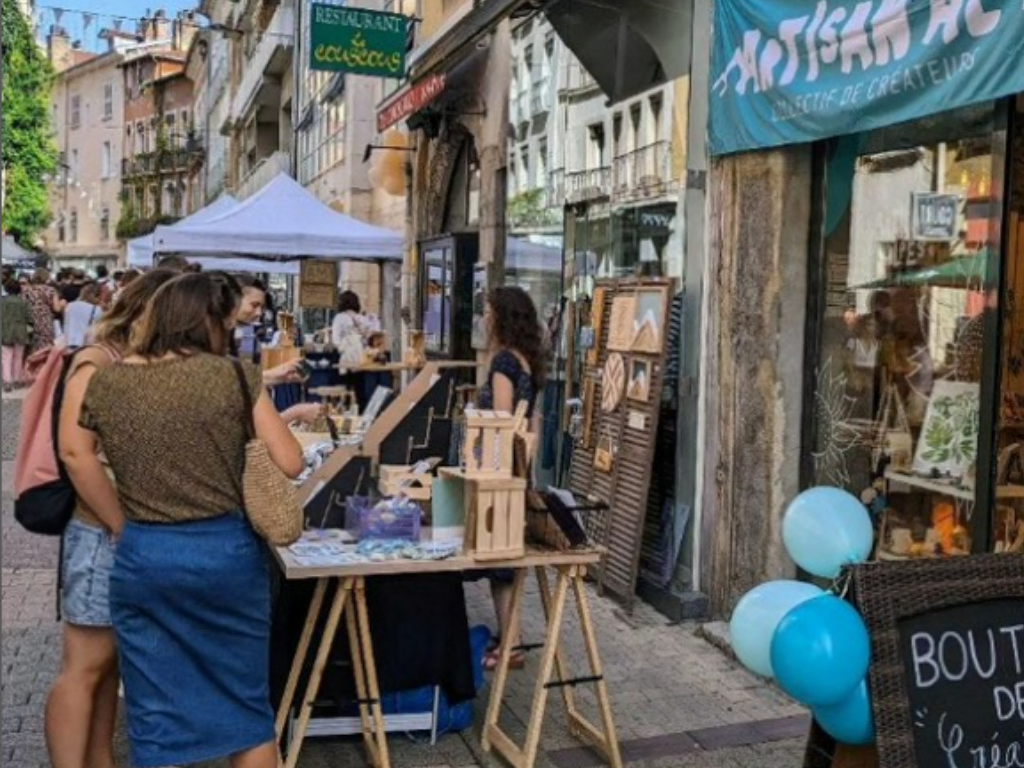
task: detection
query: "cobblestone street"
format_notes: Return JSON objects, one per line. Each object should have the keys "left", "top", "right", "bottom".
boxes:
{"left": 1, "top": 393, "right": 808, "bottom": 768}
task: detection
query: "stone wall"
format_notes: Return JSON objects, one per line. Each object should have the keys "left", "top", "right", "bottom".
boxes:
{"left": 699, "top": 147, "right": 813, "bottom": 616}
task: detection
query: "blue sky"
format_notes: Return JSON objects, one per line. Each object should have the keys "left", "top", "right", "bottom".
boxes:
{"left": 35, "top": 0, "right": 199, "bottom": 50}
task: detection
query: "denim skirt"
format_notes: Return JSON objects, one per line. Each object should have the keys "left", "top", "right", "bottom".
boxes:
{"left": 109, "top": 513, "right": 275, "bottom": 768}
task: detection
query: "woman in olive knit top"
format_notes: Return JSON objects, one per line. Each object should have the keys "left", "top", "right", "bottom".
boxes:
{"left": 61, "top": 273, "right": 304, "bottom": 768}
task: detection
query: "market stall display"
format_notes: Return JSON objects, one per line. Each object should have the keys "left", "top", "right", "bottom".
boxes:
{"left": 567, "top": 278, "right": 674, "bottom": 610}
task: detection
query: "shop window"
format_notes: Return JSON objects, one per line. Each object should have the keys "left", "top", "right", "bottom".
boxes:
{"left": 807, "top": 103, "right": 1009, "bottom": 560}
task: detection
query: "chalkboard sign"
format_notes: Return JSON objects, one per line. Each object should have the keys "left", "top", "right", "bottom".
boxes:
{"left": 851, "top": 555, "right": 1024, "bottom": 768}
{"left": 900, "top": 598, "right": 1024, "bottom": 767}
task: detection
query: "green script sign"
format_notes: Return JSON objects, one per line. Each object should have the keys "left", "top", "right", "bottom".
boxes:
{"left": 309, "top": 5, "right": 408, "bottom": 78}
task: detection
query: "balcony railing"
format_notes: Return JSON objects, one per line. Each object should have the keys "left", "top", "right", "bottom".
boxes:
{"left": 121, "top": 147, "right": 198, "bottom": 178}
{"left": 565, "top": 166, "right": 611, "bottom": 202}
{"left": 563, "top": 62, "right": 599, "bottom": 95}
{"left": 236, "top": 150, "right": 290, "bottom": 200}
{"left": 232, "top": 1, "right": 295, "bottom": 123}
{"left": 612, "top": 141, "right": 674, "bottom": 199}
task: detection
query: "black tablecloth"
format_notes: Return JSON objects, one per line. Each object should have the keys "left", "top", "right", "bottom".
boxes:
{"left": 270, "top": 573, "right": 476, "bottom": 716}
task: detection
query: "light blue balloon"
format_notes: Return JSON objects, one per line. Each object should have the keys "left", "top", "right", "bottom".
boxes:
{"left": 783, "top": 487, "right": 874, "bottom": 578}
{"left": 770, "top": 595, "right": 871, "bottom": 706}
{"left": 729, "top": 580, "right": 824, "bottom": 678}
{"left": 813, "top": 678, "right": 875, "bottom": 746}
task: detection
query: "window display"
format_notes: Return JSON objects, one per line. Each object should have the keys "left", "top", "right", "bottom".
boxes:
{"left": 809, "top": 104, "right": 1011, "bottom": 560}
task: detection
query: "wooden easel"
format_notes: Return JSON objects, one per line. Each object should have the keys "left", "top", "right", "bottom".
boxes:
{"left": 483, "top": 565, "right": 624, "bottom": 768}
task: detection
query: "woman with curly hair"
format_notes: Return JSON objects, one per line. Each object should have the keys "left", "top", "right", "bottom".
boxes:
{"left": 471, "top": 285, "right": 547, "bottom": 671}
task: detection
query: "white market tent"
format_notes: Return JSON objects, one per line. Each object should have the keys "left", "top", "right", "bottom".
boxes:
{"left": 127, "top": 194, "right": 239, "bottom": 268}
{"left": 152, "top": 174, "right": 404, "bottom": 262}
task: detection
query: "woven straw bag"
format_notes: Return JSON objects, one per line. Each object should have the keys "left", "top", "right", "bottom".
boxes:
{"left": 232, "top": 361, "right": 303, "bottom": 546}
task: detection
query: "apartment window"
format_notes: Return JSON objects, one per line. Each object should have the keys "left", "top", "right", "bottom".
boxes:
{"left": 180, "top": 109, "right": 190, "bottom": 131}
{"left": 99, "top": 208, "right": 110, "bottom": 241}
{"left": 103, "top": 82, "right": 114, "bottom": 120}
{"left": 649, "top": 94, "right": 664, "bottom": 144}
{"left": 520, "top": 147, "right": 530, "bottom": 190}
{"left": 69, "top": 209, "right": 78, "bottom": 243}
{"left": 543, "top": 35, "right": 554, "bottom": 81}
{"left": 587, "top": 123, "right": 606, "bottom": 169}
{"left": 613, "top": 113, "right": 624, "bottom": 157}
{"left": 101, "top": 142, "right": 112, "bottom": 179}
{"left": 537, "top": 139, "right": 548, "bottom": 189}
{"left": 166, "top": 113, "right": 177, "bottom": 146}
{"left": 522, "top": 45, "right": 533, "bottom": 90}
{"left": 629, "top": 104, "right": 642, "bottom": 151}
{"left": 508, "top": 156, "right": 517, "bottom": 195}
{"left": 70, "top": 96, "right": 81, "bottom": 129}
{"left": 138, "top": 123, "right": 147, "bottom": 154}
{"left": 69, "top": 149, "right": 79, "bottom": 183}
{"left": 57, "top": 215, "right": 66, "bottom": 243}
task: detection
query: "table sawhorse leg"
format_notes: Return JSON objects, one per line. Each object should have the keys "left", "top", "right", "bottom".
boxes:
{"left": 347, "top": 577, "right": 391, "bottom": 768}
{"left": 276, "top": 578, "right": 328, "bottom": 737}
{"left": 281, "top": 577, "right": 350, "bottom": 768}
{"left": 483, "top": 565, "right": 623, "bottom": 768}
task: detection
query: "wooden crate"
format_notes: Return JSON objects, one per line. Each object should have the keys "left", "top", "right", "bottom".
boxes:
{"left": 462, "top": 410, "right": 517, "bottom": 478}
{"left": 378, "top": 465, "right": 433, "bottom": 501}
{"left": 439, "top": 470, "right": 526, "bottom": 561}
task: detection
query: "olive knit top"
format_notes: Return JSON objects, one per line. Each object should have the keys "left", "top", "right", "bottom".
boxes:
{"left": 79, "top": 354, "right": 264, "bottom": 524}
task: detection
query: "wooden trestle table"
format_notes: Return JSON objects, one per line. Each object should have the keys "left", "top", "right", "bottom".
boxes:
{"left": 273, "top": 545, "right": 624, "bottom": 768}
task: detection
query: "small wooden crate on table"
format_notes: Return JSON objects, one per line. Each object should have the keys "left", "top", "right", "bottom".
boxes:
{"left": 378, "top": 464, "right": 433, "bottom": 502}
{"left": 440, "top": 403, "right": 532, "bottom": 561}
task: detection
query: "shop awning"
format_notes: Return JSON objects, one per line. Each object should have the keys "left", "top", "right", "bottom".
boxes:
{"left": 852, "top": 253, "right": 992, "bottom": 290}
{"left": 409, "top": 0, "right": 691, "bottom": 106}
{"left": 710, "top": 0, "right": 1024, "bottom": 156}
{"left": 545, "top": 0, "right": 692, "bottom": 103}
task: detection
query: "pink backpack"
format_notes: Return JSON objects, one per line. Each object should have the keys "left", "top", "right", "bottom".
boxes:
{"left": 14, "top": 345, "right": 113, "bottom": 535}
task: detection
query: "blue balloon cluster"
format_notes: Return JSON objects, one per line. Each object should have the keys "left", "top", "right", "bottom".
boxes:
{"left": 729, "top": 487, "right": 876, "bottom": 746}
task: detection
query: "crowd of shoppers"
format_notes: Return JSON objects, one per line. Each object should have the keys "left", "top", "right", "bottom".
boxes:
{"left": 7, "top": 254, "right": 547, "bottom": 767}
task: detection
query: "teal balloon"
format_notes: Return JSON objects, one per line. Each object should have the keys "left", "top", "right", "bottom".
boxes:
{"left": 783, "top": 487, "right": 874, "bottom": 578}
{"left": 770, "top": 595, "right": 870, "bottom": 706}
{"left": 813, "top": 679, "right": 875, "bottom": 746}
{"left": 729, "top": 580, "right": 824, "bottom": 678}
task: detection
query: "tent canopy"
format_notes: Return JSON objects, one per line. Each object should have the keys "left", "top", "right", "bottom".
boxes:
{"left": 2, "top": 235, "right": 47, "bottom": 268}
{"left": 153, "top": 174, "right": 404, "bottom": 261}
{"left": 127, "top": 195, "right": 240, "bottom": 268}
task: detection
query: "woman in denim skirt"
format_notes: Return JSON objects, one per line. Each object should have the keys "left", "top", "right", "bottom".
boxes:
{"left": 62, "top": 273, "right": 304, "bottom": 768}
{"left": 46, "top": 270, "right": 178, "bottom": 768}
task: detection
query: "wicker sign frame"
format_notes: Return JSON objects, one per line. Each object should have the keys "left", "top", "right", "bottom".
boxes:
{"left": 850, "top": 555, "right": 1024, "bottom": 768}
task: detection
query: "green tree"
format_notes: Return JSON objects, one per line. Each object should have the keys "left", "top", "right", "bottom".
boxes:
{"left": 2, "top": 0, "right": 58, "bottom": 243}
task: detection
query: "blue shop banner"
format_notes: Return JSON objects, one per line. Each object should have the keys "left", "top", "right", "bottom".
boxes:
{"left": 710, "top": 0, "right": 1024, "bottom": 155}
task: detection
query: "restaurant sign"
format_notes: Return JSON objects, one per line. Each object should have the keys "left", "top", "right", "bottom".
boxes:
{"left": 310, "top": 4, "right": 409, "bottom": 78}
{"left": 710, "top": 0, "right": 1024, "bottom": 156}
{"left": 377, "top": 73, "right": 447, "bottom": 132}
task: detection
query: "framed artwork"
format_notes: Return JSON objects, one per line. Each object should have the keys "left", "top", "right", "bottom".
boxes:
{"left": 587, "top": 287, "right": 607, "bottom": 366}
{"left": 607, "top": 296, "right": 637, "bottom": 352}
{"left": 911, "top": 381, "right": 980, "bottom": 479}
{"left": 582, "top": 376, "right": 597, "bottom": 448}
{"left": 601, "top": 353, "right": 626, "bottom": 413}
{"left": 631, "top": 286, "right": 669, "bottom": 354}
{"left": 627, "top": 359, "right": 650, "bottom": 402}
